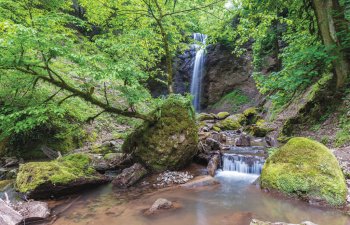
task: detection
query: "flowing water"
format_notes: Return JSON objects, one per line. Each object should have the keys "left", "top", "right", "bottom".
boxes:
{"left": 51, "top": 156, "right": 350, "bottom": 225}
{"left": 190, "top": 33, "right": 207, "bottom": 111}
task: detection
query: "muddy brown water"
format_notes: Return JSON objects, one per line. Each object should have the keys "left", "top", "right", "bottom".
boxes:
{"left": 50, "top": 170, "right": 350, "bottom": 225}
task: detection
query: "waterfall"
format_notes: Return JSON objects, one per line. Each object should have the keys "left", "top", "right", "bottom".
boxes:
{"left": 222, "top": 154, "right": 265, "bottom": 175}
{"left": 190, "top": 33, "right": 207, "bottom": 112}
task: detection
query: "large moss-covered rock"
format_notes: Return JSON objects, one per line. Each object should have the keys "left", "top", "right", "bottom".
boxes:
{"left": 16, "top": 154, "right": 108, "bottom": 199}
{"left": 261, "top": 137, "right": 347, "bottom": 206}
{"left": 123, "top": 96, "right": 198, "bottom": 172}
{"left": 216, "top": 114, "right": 245, "bottom": 131}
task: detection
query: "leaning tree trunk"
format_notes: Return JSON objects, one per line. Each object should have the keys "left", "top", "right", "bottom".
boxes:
{"left": 312, "top": 0, "right": 350, "bottom": 89}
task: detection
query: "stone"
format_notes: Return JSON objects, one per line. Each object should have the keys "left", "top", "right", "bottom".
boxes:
{"left": 112, "top": 163, "right": 147, "bottom": 188}
{"left": 235, "top": 134, "right": 251, "bottom": 147}
{"left": 216, "top": 112, "right": 230, "bottom": 120}
{"left": 15, "top": 154, "right": 109, "bottom": 199}
{"left": 207, "top": 155, "right": 220, "bottom": 177}
{"left": 197, "top": 113, "right": 216, "bottom": 121}
{"left": 91, "top": 153, "right": 129, "bottom": 172}
{"left": 216, "top": 114, "right": 245, "bottom": 131}
{"left": 2, "top": 157, "right": 19, "bottom": 168}
{"left": 181, "top": 175, "right": 219, "bottom": 189}
{"left": 0, "top": 199, "right": 23, "bottom": 225}
{"left": 205, "top": 138, "right": 221, "bottom": 151}
{"left": 145, "top": 198, "right": 173, "bottom": 215}
{"left": 122, "top": 96, "right": 198, "bottom": 172}
{"left": 14, "top": 201, "right": 50, "bottom": 222}
{"left": 250, "top": 219, "right": 318, "bottom": 225}
{"left": 261, "top": 137, "right": 347, "bottom": 206}
{"left": 248, "top": 119, "right": 273, "bottom": 137}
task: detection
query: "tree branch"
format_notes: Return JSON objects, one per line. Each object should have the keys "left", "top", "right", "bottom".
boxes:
{"left": 14, "top": 66, "right": 152, "bottom": 121}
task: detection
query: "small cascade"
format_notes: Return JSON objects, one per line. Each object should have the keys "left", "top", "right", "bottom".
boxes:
{"left": 190, "top": 33, "right": 207, "bottom": 111}
{"left": 222, "top": 154, "right": 265, "bottom": 175}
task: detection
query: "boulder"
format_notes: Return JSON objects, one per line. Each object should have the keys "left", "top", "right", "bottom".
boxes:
{"left": 261, "top": 137, "right": 347, "bottom": 206}
{"left": 197, "top": 113, "right": 216, "bottom": 121}
{"left": 216, "top": 114, "right": 245, "bottom": 131}
{"left": 145, "top": 198, "right": 173, "bottom": 215}
{"left": 112, "top": 163, "right": 147, "bottom": 188}
{"left": 14, "top": 201, "right": 50, "bottom": 222}
{"left": 91, "top": 153, "right": 130, "bottom": 172}
{"left": 0, "top": 199, "right": 23, "bottom": 225}
{"left": 205, "top": 138, "right": 221, "bottom": 151}
{"left": 123, "top": 96, "right": 198, "bottom": 172}
{"left": 207, "top": 155, "right": 220, "bottom": 177}
{"left": 248, "top": 119, "right": 273, "bottom": 137}
{"left": 216, "top": 112, "right": 230, "bottom": 120}
{"left": 15, "top": 154, "right": 109, "bottom": 199}
{"left": 235, "top": 134, "right": 251, "bottom": 147}
{"left": 250, "top": 219, "right": 317, "bottom": 225}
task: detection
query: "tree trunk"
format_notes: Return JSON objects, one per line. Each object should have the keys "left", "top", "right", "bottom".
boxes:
{"left": 312, "top": 0, "right": 350, "bottom": 89}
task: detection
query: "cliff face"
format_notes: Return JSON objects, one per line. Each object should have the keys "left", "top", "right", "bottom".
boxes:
{"left": 201, "top": 44, "right": 258, "bottom": 109}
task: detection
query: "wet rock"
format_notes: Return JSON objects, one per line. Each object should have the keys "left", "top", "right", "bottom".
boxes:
{"left": 0, "top": 199, "right": 22, "bottom": 225}
{"left": 207, "top": 155, "right": 220, "bottom": 177}
{"left": 250, "top": 219, "right": 317, "bottom": 225}
{"left": 235, "top": 134, "right": 251, "bottom": 147}
{"left": 16, "top": 154, "right": 109, "bottom": 199}
{"left": 181, "top": 175, "right": 219, "bottom": 189}
{"left": 123, "top": 96, "right": 198, "bottom": 172}
{"left": 1, "top": 157, "right": 19, "bottom": 168}
{"left": 112, "top": 163, "right": 147, "bottom": 188}
{"left": 154, "top": 171, "right": 193, "bottom": 188}
{"left": 205, "top": 138, "right": 221, "bottom": 151}
{"left": 0, "top": 168, "right": 17, "bottom": 180}
{"left": 145, "top": 198, "right": 173, "bottom": 215}
{"left": 14, "top": 201, "right": 50, "bottom": 222}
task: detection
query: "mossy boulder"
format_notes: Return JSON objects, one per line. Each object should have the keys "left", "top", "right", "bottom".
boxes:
{"left": 216, "top": 114, "right": 245, "bottom": 131}
{"left": 248, "top": 119, "right": 273, "bottom": 137}
{"left": 16, "top": 154, "right": 108, "bottom": 199}
{"left": 123, "top": 96, "right": 198, "bottom": 172}
{"left": 216, "top": 112, "right": 230, "bottom": 120}
{"left": 261, "top": 137, "right": 347, "bottom": 206}
{"left": 243, "top": 107, "right": 259, "bottom": 124}
{"left": 197, "top": 113, "right": 216, "bottom": 121}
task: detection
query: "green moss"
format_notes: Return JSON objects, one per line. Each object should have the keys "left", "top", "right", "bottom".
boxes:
{"left": 210, "top": 90, "right": 250, "bottom": 113}
{"left": 243, "top": 107, "right": 258, "bottom": 117}
{"left": 216, "top": 114, "right": 245, "bottom": 131}
{"left": 216, "top": 112, "right": 230, "bottom": 120}
{"left": 261, "top": 137, "right": 347, "bottom": 206}
{"left": 123, "top": 95, "right": 198, "bottom": 172}
{"left": 213, "top": 126, "right": 221, "bottom": 132}
{"left": 16, "top": 153, "right": 96, "bottom": 193}
{"left": 197, "top": 113, "right": 215, "bottom": 121}
{"left": 248, "top": 119, "right": 273, "bottom": 137}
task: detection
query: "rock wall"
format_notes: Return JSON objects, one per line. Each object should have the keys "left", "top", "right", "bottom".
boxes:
{"left": 172, "top": 43, "right": 259, "bottom": 111}
{"left": 202, "top": 44, "right": 258, "bottom": 108}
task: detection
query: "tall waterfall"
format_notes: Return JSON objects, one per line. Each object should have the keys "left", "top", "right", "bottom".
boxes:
{"left": 190, "top": 33, "right": 207, "bottom": 112}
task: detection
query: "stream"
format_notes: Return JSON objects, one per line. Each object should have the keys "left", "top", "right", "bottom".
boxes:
{"left": 50, "top": 155, "right": 350, "bottom": 225}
